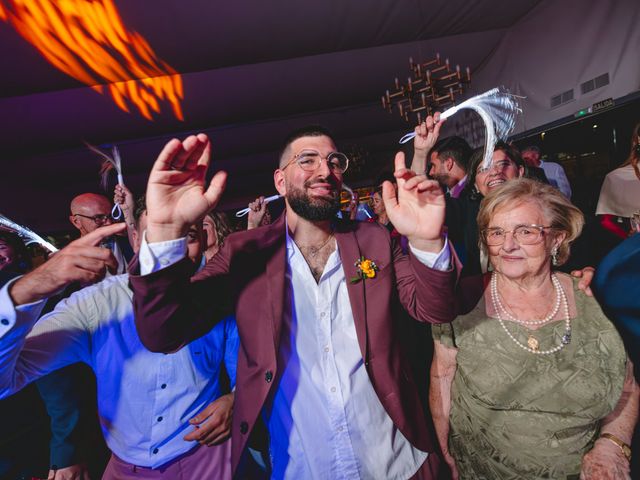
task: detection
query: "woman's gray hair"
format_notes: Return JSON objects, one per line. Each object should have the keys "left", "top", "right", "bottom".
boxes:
{"left": 477, "top": 178, "right": 584, "bottom": 266}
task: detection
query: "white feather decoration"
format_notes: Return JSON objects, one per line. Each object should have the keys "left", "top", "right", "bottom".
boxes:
{"left": 86, "top": 143, "right": 124, "bottom": 189}
{"left": 399, "top": 87, "right": 523, "bottom": 169}
{"left": 0, "top": 214, "right": 58, "bottom": 253}
{"left": 86, "top": 143, "right": 125, "bottom": 219}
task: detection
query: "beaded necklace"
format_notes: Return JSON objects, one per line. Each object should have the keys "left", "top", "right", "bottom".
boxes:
{"left": 490, "top": 272, "right": 572, "bottom": 355}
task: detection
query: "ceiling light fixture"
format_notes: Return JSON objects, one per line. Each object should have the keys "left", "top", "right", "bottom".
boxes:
{"left": 382, "top": 53, "right": 471, "bottom": 123}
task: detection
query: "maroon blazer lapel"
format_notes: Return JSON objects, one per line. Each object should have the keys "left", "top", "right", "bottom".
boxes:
{"left": 263, "top": 214, "right": 287, "bottom": 351}
{"left": 335, "top": 228, "right": 369, "bottom": 363}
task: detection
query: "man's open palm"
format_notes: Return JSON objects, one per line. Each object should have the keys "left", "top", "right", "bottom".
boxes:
{"left": 146, "top": 134, "right": 227, "bottom": 242}
{"left": 383, "top": 152, "right": 446, "bottom": 251}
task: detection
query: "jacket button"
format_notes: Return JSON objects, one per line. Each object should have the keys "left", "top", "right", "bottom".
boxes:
{"left": 265, "top": 370, "right": 273, "bottom": 383}
{"left": 240, "top": 421, "right": 249, "bottom": 434}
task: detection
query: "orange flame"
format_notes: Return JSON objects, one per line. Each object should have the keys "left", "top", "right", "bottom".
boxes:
{"left": 0, "top": 0, "right": 184, "bottom": 121}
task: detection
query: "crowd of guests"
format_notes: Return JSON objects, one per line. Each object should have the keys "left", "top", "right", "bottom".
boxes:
{"left": 0, "top": 118, "right": 638, "bottom": 480}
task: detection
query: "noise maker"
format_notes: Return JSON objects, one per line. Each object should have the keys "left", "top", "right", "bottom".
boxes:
{"left": 398, "top": 87, "right": 523, "bottom": 170}
{"left": 235, "top": 195, "right": 282, "bottom": 217}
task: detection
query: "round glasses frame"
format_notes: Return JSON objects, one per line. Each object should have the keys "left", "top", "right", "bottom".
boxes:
{"left": 282, "top": 149, "right": 349, "bottom": 174}
{"left": 482, "top": 224, "right": 554, "bottom": 246}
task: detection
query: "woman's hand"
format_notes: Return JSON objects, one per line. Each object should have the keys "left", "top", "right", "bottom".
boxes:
{"left": 580, "top": 439, "right": 630, "bottom": 479}
{"left": 113, "top": 183, "right": 133, "bottom": 208}
{"left": 410, "top": 113, "right": 444, "bottom": 174}
{"left": 570, "top": 266, "right": 595, "bottom": 296}
{"left": 247, "top": 196, "right": 267, "bottom": 230}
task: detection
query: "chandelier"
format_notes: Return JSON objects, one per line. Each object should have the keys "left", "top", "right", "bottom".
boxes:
{"left": 382, "top": 53, "right": 471, "bottom": 123}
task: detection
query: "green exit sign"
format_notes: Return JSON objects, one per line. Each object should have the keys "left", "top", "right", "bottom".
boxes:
{"left": 574, "top": 108, "right": 591, "bottom": 118}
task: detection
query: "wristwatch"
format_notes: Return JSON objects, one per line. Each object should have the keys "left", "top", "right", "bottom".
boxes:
{"left": 600, "top": 433, "right": 632, "bottom": 462}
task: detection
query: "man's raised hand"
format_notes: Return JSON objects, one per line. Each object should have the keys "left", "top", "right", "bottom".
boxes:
{"left": 383, "top": 151, "right": 446, "bottom": 253}
{"left": 9, "top": 223, "right": 126, "bottom": 306}
{"left": 146, "top": 134, "right": 227, "bottom": 242}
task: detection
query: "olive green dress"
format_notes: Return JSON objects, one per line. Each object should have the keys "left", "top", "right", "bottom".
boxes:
{"left": 432, "top": 279, "right": 627, "bottom": 480}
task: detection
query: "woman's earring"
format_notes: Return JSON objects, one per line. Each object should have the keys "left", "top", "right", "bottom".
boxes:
{"left": 551, "top": 247, "right": 559, "bottom": 266}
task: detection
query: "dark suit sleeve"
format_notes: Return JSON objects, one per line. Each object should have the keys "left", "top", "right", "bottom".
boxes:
{"left": 131, "top": 242, "right": 234, "bottom": 353}
{"left": 593, "top": 234, "right": 640, "bottom": 378}
{"left": 393, "top": 239, "right": 460, "bottom": 324}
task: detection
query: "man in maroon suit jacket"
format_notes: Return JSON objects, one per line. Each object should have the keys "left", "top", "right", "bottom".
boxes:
{"left": 131, "top": 126, "right": 458, "bottom": 479}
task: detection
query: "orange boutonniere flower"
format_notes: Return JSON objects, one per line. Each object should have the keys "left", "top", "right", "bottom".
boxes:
{"left": 351, "top": 256, "right": 379, "bottom": 284}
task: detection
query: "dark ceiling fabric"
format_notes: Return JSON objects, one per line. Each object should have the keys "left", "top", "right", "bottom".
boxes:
{"left": 6, "top": 0, "right": 638, "bottom": 234}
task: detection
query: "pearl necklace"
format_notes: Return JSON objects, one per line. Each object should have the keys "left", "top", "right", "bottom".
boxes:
{"left": 490, "top": 273, "right": 572, "bottom": 355}
{"left": 492, "top": 274, "right": 562, "bottom": 326}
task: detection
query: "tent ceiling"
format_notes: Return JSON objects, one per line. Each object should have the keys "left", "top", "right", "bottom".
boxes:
{"left": 0, "top": 0, "right": 542, "bottom": 232}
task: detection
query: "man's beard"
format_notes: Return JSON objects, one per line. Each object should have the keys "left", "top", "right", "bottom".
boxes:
{"left": 431, "top": 171, "right": 452, "bottom": 190}
{"left": 286, "top": 179, "right": 341, "bottom": 222}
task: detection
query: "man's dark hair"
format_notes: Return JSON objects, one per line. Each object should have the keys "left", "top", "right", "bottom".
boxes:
{"left": 133, "top": 195, "right": 146, "bottom": 229}
{"left": 521, "top": 145, "right": 542, "bottom": 155}
{"left": 429, "top": 136, "right": 473, "bottom": 173}
{"left": 279, "top": 125, "right": 336, "bottom": 167}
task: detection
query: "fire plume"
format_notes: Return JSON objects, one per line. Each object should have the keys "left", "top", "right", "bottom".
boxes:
{"left": 0, "top": 0, "right": 184, "bottom": 121}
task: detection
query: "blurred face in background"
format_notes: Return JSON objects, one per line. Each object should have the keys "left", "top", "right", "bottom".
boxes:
{"left": 428, "top": 153, "right": 454, "bottom": 189}
{"left": 475, "top": 150, "right": 524, "bottom": 197}
{"left": 521, "top": 149, "right": 541, "bottom": 168}
{"left": 0, "top": 239, "right": 16, "bottom": 271}
{"left": 203, "top": 216, "right": 218, "bottom": 251}
{"left": 185, "top": 224, "right": 204, "bottom": 266}
{"left": 370, "top": 190, "right": 385, "bottom": 217}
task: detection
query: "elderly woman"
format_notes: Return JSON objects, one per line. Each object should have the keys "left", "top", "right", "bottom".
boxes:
{"left": 430, "top": 178, "right": 638, "bottom": 479}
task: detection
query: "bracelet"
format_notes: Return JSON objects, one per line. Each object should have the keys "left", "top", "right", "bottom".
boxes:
{"left": 600, "top": 433, "right": 632, "bottom": 462}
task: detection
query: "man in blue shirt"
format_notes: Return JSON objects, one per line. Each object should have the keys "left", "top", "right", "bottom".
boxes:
{"left": 0, "top": 200, "right": 238, "bottom": 479}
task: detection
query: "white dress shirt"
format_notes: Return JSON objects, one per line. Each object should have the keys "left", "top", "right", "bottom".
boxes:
{"left": 139, "top": 227, "right": 450, "bottom": 479}
{"left": 0, "top": 274, "right": 238, "bottom": 468}
{"left": 540, "top": 161, "right": 572, "bottom": 198}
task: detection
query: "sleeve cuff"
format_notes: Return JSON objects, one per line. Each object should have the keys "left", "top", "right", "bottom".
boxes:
{"left": 139, "top": 230, "right": 188, "bottom": 275}
{"left": 0, "top": 277, "right": 47, "bottom": 338}
{"left": 409, "top": 235, "right": 451, "bottom": 271}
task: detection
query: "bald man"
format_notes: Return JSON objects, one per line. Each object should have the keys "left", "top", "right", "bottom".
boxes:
{"left": 69, "top": 193, "right": 130, "bottom": 273}
{"left": 69, "top": 193, "right": 113, "bottom": 236}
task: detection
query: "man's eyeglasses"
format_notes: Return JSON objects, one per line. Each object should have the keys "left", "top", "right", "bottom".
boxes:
{"left": 72, "top": 213, "right": 113, "bottom": 225}
{"left": 482, "top": 224, "right": 553, "bottom": 246}
{"left": 282, "top": 149, "right": 349, "bottom": 174}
